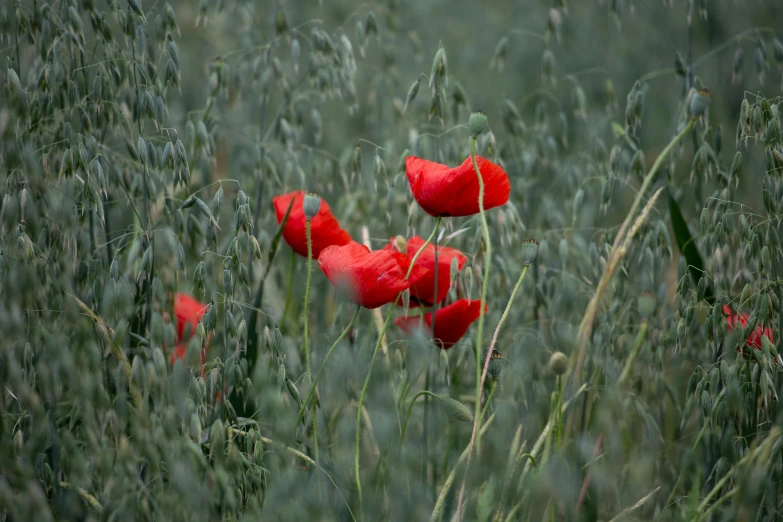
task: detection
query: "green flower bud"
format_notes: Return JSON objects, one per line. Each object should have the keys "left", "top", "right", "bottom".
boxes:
{"left": 548, "top": 351, "right": 568, "bottom": 375}
{"left": 439, "top": 397, "right": 474, "bottom": 422}
{"left": 689, "top": 88, "right": 711, "bottom": 118}
{"left": 468, "top": 111, "right": 489, "bottom": 137}
{"left": 637, "top": 291, "right": 657, "bottom": 319}
{"left": 303, "top": 193, "right": 322, "bottom": 219}
{"left": 521, "top": 239, "right": 540, "bottom": 265}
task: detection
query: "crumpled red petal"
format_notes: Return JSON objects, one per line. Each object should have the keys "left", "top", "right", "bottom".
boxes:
{"left": 318, "top": 241, "right": 429, "bottom": 309}
{"left": 723, "top": 304, "right": 774, "bottom": 351}
{"left": 384, "top": 235, "right": 467, "bottom": 306}
{"left": 406, "top": 156, "right": 511, "bottom": 217}
{"left": 395, "top": 298, "right": 485, "bottom": 349}
{"left": 273, "top": 190, "right": 352, "bottom": 258}
{"left": 171, "top": 292, "right": 210, "bottom": 367}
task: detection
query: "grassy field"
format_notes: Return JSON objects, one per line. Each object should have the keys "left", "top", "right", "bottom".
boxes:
{"left": 3, "top": 0, "right": 783, "bottom": 520}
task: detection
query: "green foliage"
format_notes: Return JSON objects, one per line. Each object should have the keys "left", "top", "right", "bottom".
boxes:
{"left": 3, "top": 1, "right": 783, "bottom": 521}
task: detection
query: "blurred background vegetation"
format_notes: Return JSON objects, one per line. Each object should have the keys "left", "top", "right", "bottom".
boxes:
{"left": 3, "top": 0, "right": 783, "bottom": 521}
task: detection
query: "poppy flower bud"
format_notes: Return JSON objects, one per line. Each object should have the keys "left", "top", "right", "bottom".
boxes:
{"left": 303, "top": 193, "right": 322, "bottom": 219}
{"left": 521, "top": 239, "right": 540, "bottom": 266}
{"left": 488, "top": 349, "right": 505, "bottom": 380}
{"left": 438, "top": 397, "right": 474, "bottom": 422}
{"left": 468, "top": 111, "right": 489, "bottom": 138}
{"left": 637, "top": 291, "right": 657, "bottom": 320}
{"left": 548, "top": 351, "right": 568, "bottom": 375}
{"left": 689, "top": 88, "right": 711, "bottom": 118}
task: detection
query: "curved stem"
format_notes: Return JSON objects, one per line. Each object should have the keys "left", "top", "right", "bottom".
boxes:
{"left": 574, "top": 118, "right": 695, "bottom": 384}
{"left": 303, "top": 218, "right": 317, "bottom": 461}
{"left": 400, "top": 390, "right": 441, "bottom": 446}
{"left": 470, "top": 137, "right": 492, "bottom": 453}
{"left": 281, "top": 248, "right": 296, "bottom": 327}
{"left": 618, "top": 320, "right": 649, "bottom": 385}
{"left": 295, "top": 306, "right": 362, "bottom": 426}
{"left": 480, "top": 379, "right": 498, "bottom": 426}
{"left": 354, "top": 217, "right": 442, "bottom": 513}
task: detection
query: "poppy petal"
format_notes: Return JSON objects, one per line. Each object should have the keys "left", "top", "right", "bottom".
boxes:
{"left": 273, "top": 190, "right": 352, "bottom": 258}
{"left": 318, "top": 241, "right": 430, "bottom": 309}
{"left": 395, "top": 299, "right": 485, "bottom": 349}
{"left": 406, "top": 156, "right": 511, "bottom": 217}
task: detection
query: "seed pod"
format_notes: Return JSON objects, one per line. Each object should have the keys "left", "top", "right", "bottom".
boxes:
{"left": 439, "top": 397, "right": 473, "bottom": 422}
{"left": 548, "top": 351, "right": 568, "bottom": 375}
{"left": 521, "top": 239, "right": 540, "bottom": 266}
{"left": 286, "top": 378, "right": 302, "bottom": 406}
{"left": 402, "top": 78, "right": 420, "bottom": 114}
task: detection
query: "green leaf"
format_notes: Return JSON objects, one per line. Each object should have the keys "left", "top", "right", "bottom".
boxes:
{"left": 667, "top": 186, "right": 714, "bottom": 305}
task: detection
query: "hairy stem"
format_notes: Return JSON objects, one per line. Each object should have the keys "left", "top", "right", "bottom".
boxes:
{"left": 354, "top": 216, "right": 442, "bottom": 513}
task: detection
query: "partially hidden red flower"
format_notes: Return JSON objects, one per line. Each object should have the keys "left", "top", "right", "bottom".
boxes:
{"left": 405, "top": 156, "right": 511, "bottom": 217}
{"left": 395, "top": 299, "right": 486, "bottom": 349}
{"left": 273, "top": 190, "right": 352, "bottom": 258}
{"left": 318, "top": 240, "right": 429, "bottom": 309}
{"left": 723, "top": 304, "right": 780, "bottom": 363}
{"left": 383, "top": 235, "right": 467, "bottom": 306}
{"left": 171, "top": 292, "right": 209, "bottom": 367}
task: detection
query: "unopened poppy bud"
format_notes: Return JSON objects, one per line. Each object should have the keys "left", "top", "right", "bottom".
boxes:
{"left": 689, "top": 88, "right": 711, "bottom": 118}
{"left": 549, "top": 351, "right": 568, "bottom": 375}
{"left": 303, "top": 193, "right": 322, "bottom": 219}
{"left": 468, "top": 111, "right": 489, "bottom": 137}
{"left": 521, "top": 239, "right": 540, "bottom": 265}
{"left": 637, "top": 291, "right": 657, "bottom": 319}
{"left": 488, "top": 349, "right": 504, "bottom": 380}
{"left": 439, "top": 397, "right": 474, "bottom": 422}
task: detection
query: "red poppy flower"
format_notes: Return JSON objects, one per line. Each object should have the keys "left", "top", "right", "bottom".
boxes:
{"left": 723, "top": 304, "right": 781, "bottom": 364}
{"left": 383, "top": 235, "right": 467, "bottom": 306}
{"left": 395, "top": 299, "right": 486, "bottom": 349}
{"left": 405, "top": 156, "right": 511, "bottom": 217}
{"left": 273, "top": 190, "right": 352, "bottom": 258}
{"left": 318, "top": 241, "right": 429, "bottom": 309}
{"left": 171, "top": 292, "right": 209, "bottom": 366}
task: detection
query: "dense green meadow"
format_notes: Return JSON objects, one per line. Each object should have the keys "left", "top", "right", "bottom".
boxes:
{"left": 3, "top": 0, "right": 783, "bottom": 520}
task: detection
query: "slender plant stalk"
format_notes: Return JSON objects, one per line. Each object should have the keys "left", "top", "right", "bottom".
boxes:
{"left": 618, "top": 319, "right": 650, "bottom": 385}
{"left": 400, "top": 390, "right": 441, "bottom": 445}
{"left": 281, "top": 248, "right": 296, "bottom": 328}
{"left": 295, "top": 305, "right": 362, "bottom": 426}
{"left": 303, "top": 218, "right": 319, "bottom": 462}
{"left": 457, "top": 259, "right": 531, "bottom": 520}
{"left": 354, "top": 216, "right": 442, "bottom": 512}
{"left": 429, "top": 414, "right": 497, "bottom": 522}
{"left": 574, "top": 118, "right": 695, "bottom": 384}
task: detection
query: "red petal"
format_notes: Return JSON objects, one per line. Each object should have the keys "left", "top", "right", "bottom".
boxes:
{"left": 273, "top": 190, "right": 352, "bottom": 258}
{"left": 318, "top": 241, "right": 429, "bottom": 309}
{"left": 395, "top": 299, "right": 485, "bottom": 349}
{"left": 406, "top": 156, "right": 511, "bottom": 217}
{"left": 174, "top": 292, "right": 208, "bottom": 342}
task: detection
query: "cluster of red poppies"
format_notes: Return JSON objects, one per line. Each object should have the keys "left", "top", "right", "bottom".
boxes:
{"left": 274, "top": 154, "right": 510, "bottom": 348}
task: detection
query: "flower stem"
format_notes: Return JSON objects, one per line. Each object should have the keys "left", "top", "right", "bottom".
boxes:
{"left": 281, "top": 248, "right": 296, "bottom": 328}
{"left": 295, "top": 305, "right": 362, "bottom": 427}
{"left": 469, "top": 136, "right": 492, "bottom": 453}
{"left": 574, "top": 118, "right": 695, "bottom": 384}
{"left": 618, "top": 319, "right": 649, "bottom": 386}
{"left": 354, "top": 216, "right": 442, "bottom": 513}
{"left": 303, "top": 218, "right": 317, "bottom": 462}
{"left": 400, "top": 390, "right": 441, "bottom": 445}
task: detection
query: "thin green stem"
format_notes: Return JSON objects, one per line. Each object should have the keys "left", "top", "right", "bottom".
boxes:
{"left": 574, "top": 118, "right": 695, "bottom": 384}
{"left": 281, "top": 248, "right": 296, "bottom": 327}
{"left": 618, "top": 320, "right": 649, "bottom": 385}
{"left": 480, "top": 379, "right": 498, "bottom": 426}
{"left": 354, "top": 216, "right": 442, "bottom": 513}
{"left": 303, "top": 218, "right": 316, "bottom": 462}
{"left": 400, "top": 390, "right": 441, "bottom": 445}
{"left": 470, "top": 136, "right": 492, "bottom": 453}
{"left": 295, "top": 306, "right": 362, "bottom": 427}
